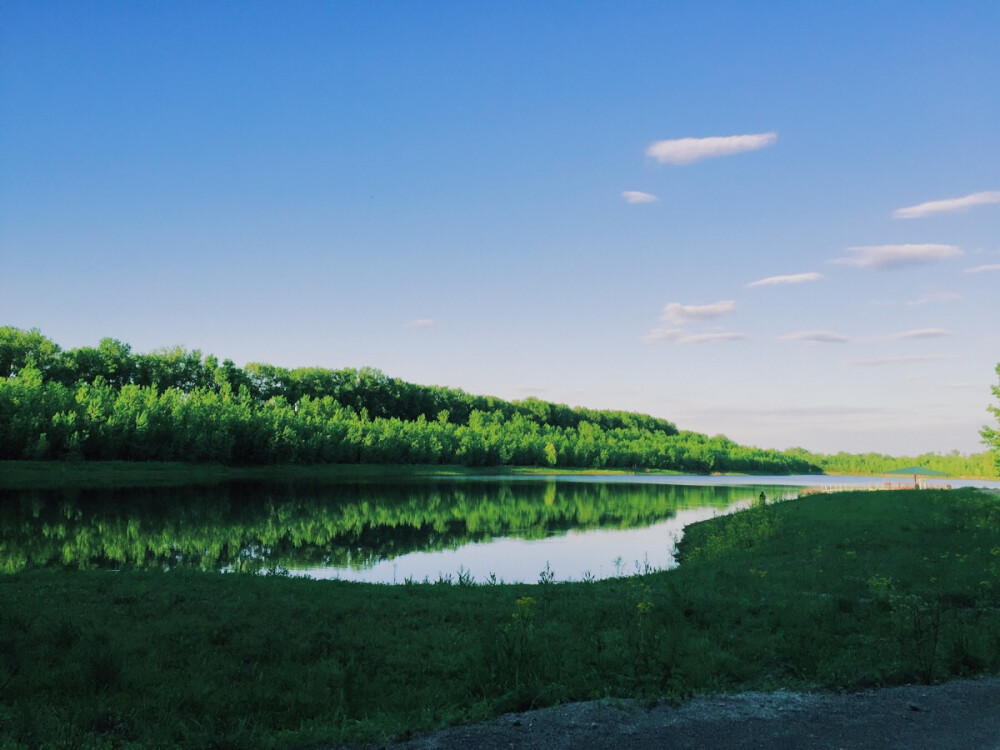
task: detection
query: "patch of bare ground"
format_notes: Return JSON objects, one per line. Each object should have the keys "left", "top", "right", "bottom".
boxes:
{"left": 347, "top": 677, "right": 1000, "bottom": 749}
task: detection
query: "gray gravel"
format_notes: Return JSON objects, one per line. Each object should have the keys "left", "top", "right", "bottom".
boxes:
{"left": 358, "top": 677, "right": 1000, "bottom": 749}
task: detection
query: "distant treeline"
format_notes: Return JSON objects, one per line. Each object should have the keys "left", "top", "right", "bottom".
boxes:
{"left": 0, "top": 327, "right": 993, "bottom": 476}
{"left": 789, "top": 448, "right": 998, "bottom": 480}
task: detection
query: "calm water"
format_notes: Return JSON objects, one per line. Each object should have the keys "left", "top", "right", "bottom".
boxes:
{"left": 3, "top": 474, "right": 998, "bottom": 582}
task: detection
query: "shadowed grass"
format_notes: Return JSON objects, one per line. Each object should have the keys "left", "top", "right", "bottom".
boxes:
{"left": 2, "top": 488, "right": 999, "bottom": 748}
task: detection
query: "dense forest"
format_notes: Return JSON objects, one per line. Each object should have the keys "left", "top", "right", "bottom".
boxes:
{"left": 1, "top": 327, "right": 996, "bottom": 476}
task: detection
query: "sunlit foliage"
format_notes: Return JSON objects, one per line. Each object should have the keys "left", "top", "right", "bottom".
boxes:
{"left": 982, "top": 362, "right": 1000, "bottom": 472}
{"left": 0, "top": 327, "right": 817, "bottom": 473}
{"left": 2, "top": 327, "right": 994, "bottom": 475}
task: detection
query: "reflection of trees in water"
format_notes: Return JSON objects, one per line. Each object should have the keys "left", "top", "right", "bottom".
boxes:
{"left": 0, "top": 481, "right": 791, "bottom": 574}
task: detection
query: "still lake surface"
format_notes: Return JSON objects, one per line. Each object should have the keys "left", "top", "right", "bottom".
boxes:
{"left": 4, "top": 473, "right": 999, "bottom": 583}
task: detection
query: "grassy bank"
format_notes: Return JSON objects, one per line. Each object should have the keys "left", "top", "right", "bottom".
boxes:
{"left": 0, "top": 460, "right": 687, "bottom": 490}
{"left": 2, "top": 489, "right": 999, "bottom": 748}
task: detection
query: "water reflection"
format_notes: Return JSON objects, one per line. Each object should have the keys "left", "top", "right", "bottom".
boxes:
{"left": 0, "top": 479, "right": 796, "bottom": 581}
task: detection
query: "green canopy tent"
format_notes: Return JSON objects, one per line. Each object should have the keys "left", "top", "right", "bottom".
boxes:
{"left": 883, "top": 465, "right": 950, "bottom": 489}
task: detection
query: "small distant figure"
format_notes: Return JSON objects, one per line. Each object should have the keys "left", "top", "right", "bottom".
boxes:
{"left": 758, "top": 491, "right": 766, "bottom": 504}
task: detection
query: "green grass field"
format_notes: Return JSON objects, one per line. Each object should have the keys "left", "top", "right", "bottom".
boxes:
{"left": 2, "top": 488, "right": 999, "bottom": 748}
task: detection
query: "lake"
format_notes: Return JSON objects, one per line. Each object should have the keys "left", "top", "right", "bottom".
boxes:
{"left": 3, "top": 473, "right": 999, "bottom": 582}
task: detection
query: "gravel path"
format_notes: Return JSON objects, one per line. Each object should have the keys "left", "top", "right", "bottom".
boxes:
{"left": 357, "top": 677, "right": 1000, "bottom": 749}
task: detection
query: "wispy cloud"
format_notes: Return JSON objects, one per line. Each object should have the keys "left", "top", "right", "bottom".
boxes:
{"left": 404, "top": 318, "right": 435, "bottom": 328}
{"left": 641, "top": 328, "right": 685, "bottom": 344}
{"left": 780, "top": 331, "right": 849, "bottom": 344}
{"left": 646, "top": 132, "right": 777, "bottom": 165}
{"left": 893, "top": 191, "right": 1000, "bottom": 219}
{"left": 965, "top": 264, "right": 1000, "bottom": 274}
{"left": 662, "top": 300, "right": 736, "bottom": 324}
{"left": 885, "top": 328, "right": 951, "bottom": 340}
{"left": 643, "top": 300, "right": 741, "bottom": 345}
{"left": 642, "top": 329, "right": 746, "bottom": 345}
{"left": 907, "top": 291, "right": 961, "bottom": 306}
{"left": 746, "top": 272, "right": 822, "bottom": 288}
{"left": 677, "top": 332, "right": 747, "bottom": 344}
{"left": 848, "top": 355, "right": 960, "bottom": 366}
{"left": 622, "top": 190, "right": 658, "bottom": 204}
{"left": 832, "top": 244, "right": 962, "bottom": 270}
{"left": 781, "top": 328, "right": 952, "bottom": 345}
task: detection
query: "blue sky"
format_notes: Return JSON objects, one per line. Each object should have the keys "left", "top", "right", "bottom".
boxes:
{"left": 2, "top": 1, "right": 998, "bottom": 455}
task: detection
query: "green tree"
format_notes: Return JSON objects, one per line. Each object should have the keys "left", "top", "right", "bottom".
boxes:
{"left": 59, "top": 338, "right": 135, "bottom": 388}
{"left": 543, "top": 441, "right": 558, "bottom": 466}
{"left": 983, "top": 363, "right": 1000, "bottom": 471}
{"left": 0, "top": 327, "right": 61, "bottom": 378}
{"left": 133, "top": 346, "right": 209, "bottom": 392}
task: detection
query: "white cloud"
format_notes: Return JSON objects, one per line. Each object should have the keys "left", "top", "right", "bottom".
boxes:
{"left": 642, "top": 328, "right": 746, "bottom": 345}
{"left": 886, "top": 328, "right": 951, "bottom": 340}
{"left": 893, "top": 191, "right": 1000, "bottom": 219}
{"left": 746, "top": 272, "right": 822, "bottom": 288}
{"left": 622, "top": 190, "right": 658, "bottom": 204}
{"left": 662, "top": 300, "right": 735, "bottom": 324}
{"left": 644, "top": 300, "right": 742, "bottom": 345}
{"left": 965, "top": 264, "right": 1000, "bottom": 274}
{"left": 404, "top": 318, "right": 435, "bottom": 328}
{"left": 676, "top": 332, "right": 747, "bottom": 344}
{"left": 906, "top": 291, "right": 961, "bottom": 306}
{"left": 641, "top": 328, "right": 685, "bottom": 343}
{"left": 645, "top": 132, "right": 777, "bottom": 165}
{"left": 780, "top": 331, "right": 849, "bottom": 344}
{"left": 792, "top": 328, "right": 953, "bottom": 344}
{"left": 832, "top": 244, "right": 962, "bottom": 270}
{"left": 848, "top": 355, "right": 960, "bottom": 366}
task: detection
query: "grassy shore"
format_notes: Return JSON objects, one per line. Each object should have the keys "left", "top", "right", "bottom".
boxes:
{"left": 2, "top": 488, "right": 999, "bottom": 748}
{"left": 0, "top": 460, "right": 688, "bottom": 490}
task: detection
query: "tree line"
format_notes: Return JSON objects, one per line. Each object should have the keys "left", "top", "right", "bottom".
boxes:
{"left": 788, "top": 448, "right": 998, "bottom": 479}
{"left": 1, "top": 327, "right": 994, "bottom": 476}
{"left": 0, "top": 327, "right": 819, "bottom": 472}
